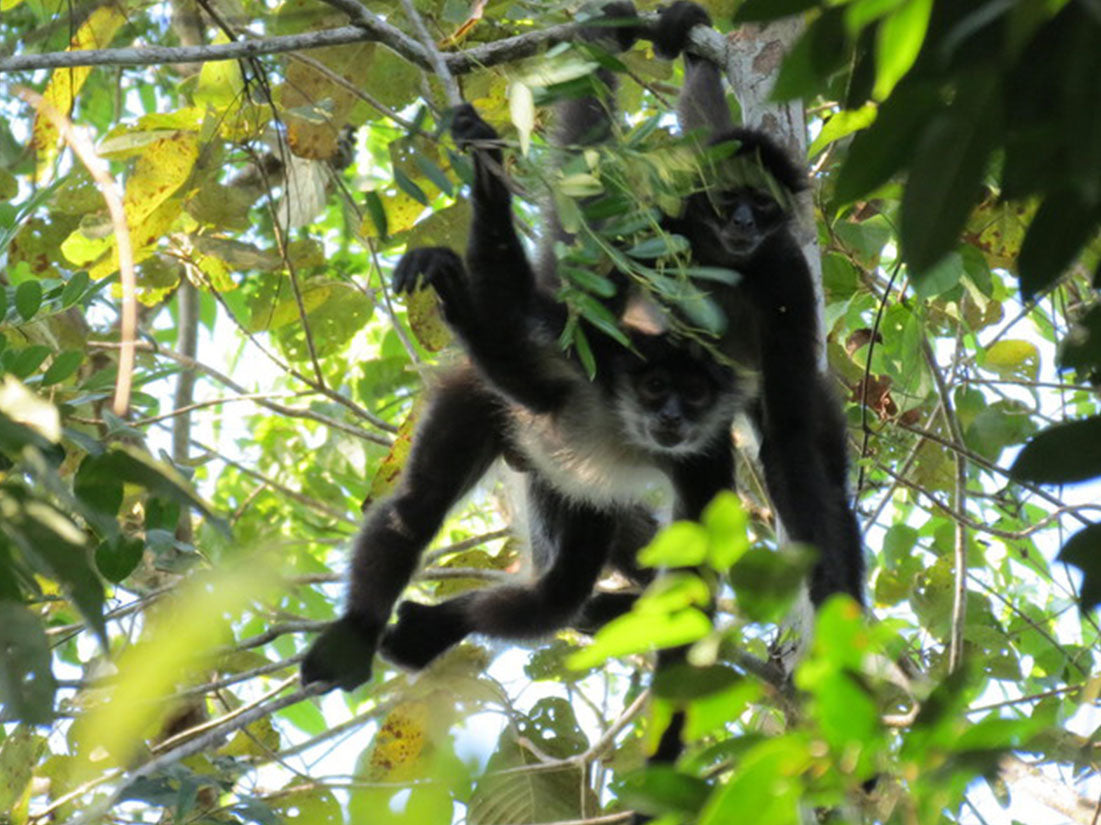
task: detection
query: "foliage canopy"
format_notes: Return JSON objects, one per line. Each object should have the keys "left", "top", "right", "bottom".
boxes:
{"left": 0, "top": 1, "right": 1099, "bottom": 823}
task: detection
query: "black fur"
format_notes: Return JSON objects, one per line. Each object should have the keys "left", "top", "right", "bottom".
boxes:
{"left": 656, "top": 1, "right": 864, "bottom": 606}
{"left": 302, "top": 95, "right": 742, "bottom": 692}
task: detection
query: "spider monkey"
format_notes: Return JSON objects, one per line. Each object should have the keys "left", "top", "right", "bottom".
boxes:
{"left": 300, "top": 5, "right": 742, "bottom": 691}
{"left": 303, "top": 1, "right": 862, "bottom": 702}
{"left": 652, "top": 1, "right": 865, "bottom": 607}
{"left": 301, "top": 243, "right": 741, "bottom": 687}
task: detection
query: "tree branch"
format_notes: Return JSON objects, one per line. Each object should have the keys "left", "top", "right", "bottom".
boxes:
{"left": 0, "top": 13, "right": 733, "bottom": 79}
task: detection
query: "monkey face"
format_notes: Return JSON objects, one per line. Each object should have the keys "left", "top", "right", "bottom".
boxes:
{"left": 689, "top": 186, "right": 789, "bottom": 266}
{"left": 611, "top": 337, "right": 740, "bottom": 456}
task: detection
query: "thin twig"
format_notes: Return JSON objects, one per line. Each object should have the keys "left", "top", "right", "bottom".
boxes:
{"left": 17, "top": 87, "right": 136, "bottom": 416}
{"left": 397, "top": 0, "right": 462, "bottom": 107}
{"left": 88, "top": 340, "right": 394, "bottom": 444}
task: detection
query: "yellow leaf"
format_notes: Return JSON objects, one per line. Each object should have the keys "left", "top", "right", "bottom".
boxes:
{"left": 195, "top": 35, "right": 245, "bottom": 110}
{"left": 508, "top": 81, "right": 534, "bottom": 155}
{"left": 365, "top": 404, "right": 421, "bottom": 507}
{"left": 32, "top": 6, "right": 128, "bottom": 181}
{"left": 361, "top": 190, "right": 426, "bottom": 238}
{"left": 61, "top": 133, "right": 198, "bottom": 279}
{"left": 122, "top": 132, "right": 200, "bottom": 227}
{"left": 281, "top": 40, "right": 372, "bottom": 160}
{"left": 404, "top": 287, "right": 452, "bottom": 352}
{"left": 364, "top": 701, "right": 429, "bottom": 782}
{"left": 265, "top": 283, "right": 333, "bottom": 331}
{"left": 984, "top": 339, "right": 1040, "bottom": 380}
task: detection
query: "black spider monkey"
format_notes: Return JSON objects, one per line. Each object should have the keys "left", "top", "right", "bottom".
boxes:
{"left": 303, "top": 2, "right": 863, "bottom": 703}
{"left": 651, "top": 1, "right": 865, "bottom": 608}
{"left": 300, "top": 4, "right": 742, "bottom": 691}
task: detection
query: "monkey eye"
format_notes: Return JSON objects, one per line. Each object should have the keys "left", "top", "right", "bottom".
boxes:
{"left": 680, "top": 375, "right": 711, "bottom": 406}
{"left": 750, "top": 190, "right": 775, "bottom": 209}
{"left": 639, "top": 373, "right": 669, "bottom": 400}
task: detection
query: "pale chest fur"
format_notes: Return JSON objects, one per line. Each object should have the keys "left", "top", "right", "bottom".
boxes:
{"left": 507, "top": 388, "right": 672, "bottom": 509}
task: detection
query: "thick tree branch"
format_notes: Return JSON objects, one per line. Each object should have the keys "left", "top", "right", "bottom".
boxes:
{"left": 0, "top": 27, "right": 370, "bottom": 73}
{"left": 0, "top": 13, "right": 738, "bottom": 78}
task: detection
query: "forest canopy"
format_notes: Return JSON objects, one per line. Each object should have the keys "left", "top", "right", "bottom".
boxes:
{"left": 0, "top": 1, "right": 1099, "bottom": 824}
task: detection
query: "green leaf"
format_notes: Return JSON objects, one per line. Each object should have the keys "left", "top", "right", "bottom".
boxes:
{"left": 772, "top": 8, "right": 848, "bottom": 101}
{"left": 413, "top": 154, "right": 454, "bottom": 197}
{"left": 808, "top": 104, "right": 877, "bottom": 158}
{"left": 95, "top": 535, "right": 144, "bottom": 583}
{"left": 1057, "top": 524, "right": 1101, "bottom": 611}
{"left": 900, "top": 71, "right": 1000, "bottom": 274}
{"left": 567, "top": 607, "right": 711, "bottom": 669}
{"left": 911, "top": 250, "right": 964, "bottom": 299}
{"left": 81, "top": 446, "right": 226, "bottom": 532}
{"left": 10, "top": 345, "right": 51, "bottom": 378}
{"left": 616, "top": 766, "right": 711, "bottom": 819}
{"left": 0, "top": 600, "right": 57, "bottom": 725}
{"left": 702, "top": 491, "right": 750, "bottom": 569}
{"left": 571, "top": 324, "right": 597, "bottom": 379}
{"left": 730, "top": 544, "right": 814, "bottom": 622}
{"left": 625, "top": 235, "right": 690, "bottom": 259}
{"left": 698, "top": 738, "right": 807, "bottom": 825}
{"left": 393, "top": 167, "right": 429, "bottom": 206}
{"left": 639, "top": 521, "right": 708, "bottom": 567}
{"left": 364, "top": 191, "right": 388, "bottom": 239}
{"left": 61, "top": 271, "right": 90, "bottom": 308}
{"left": 874, "top": 0, "right": 933, "bottom": 100}
{"left": 573, "top": 292, "right": 631, "bottom": 347}
{"left": 14, "top": 280, "right": 42, "bottom": 321}
{"left": 834, "top": 81, "right": 938, "bottom": 204}
{"left": 561, "top": 266, "right": 617, "bottom": 298}
{"left": 1010, "top": 416, "right": 1101, "bottom": 484}
{"left": 7, "top": 501, "right": 107, "bottom": 647}
{"left": 683, "top": 266, "right": 740, "bottom": 285}
{"left": 1018, "top": 190, "right": 1101, "bottom": 300}
{"left": 652, "top": 664, "right": 740, "bottom": 701}
{"left": 41, "top": 350, "right": 83, "bottom": 386}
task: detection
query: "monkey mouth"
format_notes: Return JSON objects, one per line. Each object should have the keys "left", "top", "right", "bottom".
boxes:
{"left": 651, "top": 426, "right": 685, "bottom": 449}
{"left": 719, "top": 231, "right": 759, "bottom": 259}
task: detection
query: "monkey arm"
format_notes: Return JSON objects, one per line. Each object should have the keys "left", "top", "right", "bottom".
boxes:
{"left": 653, "top": 1, "right": 733, "bottom": 137}
{"left": 441, "top": 105, "right": 581, "bottom": 414}
{"left": 746, "top": 241, "right": 865, "bottom": 606}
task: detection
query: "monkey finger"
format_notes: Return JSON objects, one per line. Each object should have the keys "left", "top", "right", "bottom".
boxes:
{"left": 393, "top": 247, "right": 455, "bottom": 294}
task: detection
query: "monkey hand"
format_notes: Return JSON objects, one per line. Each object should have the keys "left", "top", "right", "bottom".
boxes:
{"left": 379, "top": 600, "right": 469, "bottom": 671}
{"left": 300, "top": 614, "right": 382, "bottom": 691}
{"left": 581, "top": 2, "right": 641, "bottom": 53}
{"left": 392, "top": 246, "right": 478, "bottom": 331}
{"left": 449, "top": 103, "right": 499, "bottom": 150}
{"left": 653, "top": 1, "right": 712, "bottom": 59}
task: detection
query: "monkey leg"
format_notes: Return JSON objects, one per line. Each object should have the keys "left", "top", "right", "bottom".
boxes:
{"left": 380, "top": 483, "right": 618, "bottom": 670}
{"left": 301, "top": 369, "right": 506, "bottom": 691}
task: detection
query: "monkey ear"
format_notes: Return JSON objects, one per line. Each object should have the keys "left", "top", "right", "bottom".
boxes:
{"left": 621, "top": 294, "right": 668, "bottom": 335}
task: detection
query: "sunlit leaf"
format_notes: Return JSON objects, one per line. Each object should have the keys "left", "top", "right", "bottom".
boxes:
{"left": 31, "top": 6, "right": 128, "bottom": 181}
{"left": 874, "top": 0, "right": 933, "bottom": 100}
